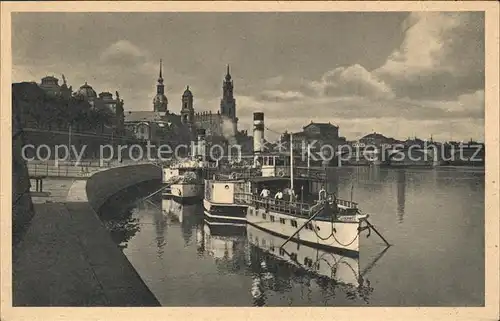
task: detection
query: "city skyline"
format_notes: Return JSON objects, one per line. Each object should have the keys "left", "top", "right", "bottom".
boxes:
{"left": 12, "top": 12, "right": 484, "bottom": 142}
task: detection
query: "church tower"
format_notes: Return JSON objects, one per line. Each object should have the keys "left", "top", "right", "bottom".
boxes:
{"left": 153, "top": 59, "right": 168, "bottom": 113}
{"left": 220, "top": 65, "right": 237, "bottom": 121}
{"left": 181, "top": 85, "right": 194, "bottom": 125}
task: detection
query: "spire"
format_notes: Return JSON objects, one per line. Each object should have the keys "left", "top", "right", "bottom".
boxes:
{"left": 155, "top": 59, "right": 165, "bottom": 97}
{"left": 158, "top": 59, "right": 163, "bottom": 83}
{"left": 225, "top": 64, "right": 231, "bottom": 81}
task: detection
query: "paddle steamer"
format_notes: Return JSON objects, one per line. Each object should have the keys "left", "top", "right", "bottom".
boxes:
{"left": 203, "top": 112, "right": 388, "bottom": 255}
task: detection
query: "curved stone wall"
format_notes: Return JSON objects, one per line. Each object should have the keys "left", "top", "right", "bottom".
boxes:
{"left": 85, "top": 164, "right": 162, "bottom": 213}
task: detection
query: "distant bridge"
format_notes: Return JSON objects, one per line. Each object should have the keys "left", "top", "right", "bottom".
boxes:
{"left": 300, "top": 144, "right": 486, "bottom": 167}
{"left": 345, "top": 144, "right": 485, "bottom": 166}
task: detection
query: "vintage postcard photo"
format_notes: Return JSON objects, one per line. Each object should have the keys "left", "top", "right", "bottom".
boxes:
{"left": 1, "top": 1, "right": 498, "bottom": 321}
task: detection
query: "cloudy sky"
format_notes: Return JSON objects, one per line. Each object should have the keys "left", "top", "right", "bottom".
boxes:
{"left": 12, "top": 12, "right": 484, "bottom": 142}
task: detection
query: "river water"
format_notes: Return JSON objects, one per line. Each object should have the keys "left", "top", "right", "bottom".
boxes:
{"left": 102, "top": 167, "right": 484, "bottom": 306}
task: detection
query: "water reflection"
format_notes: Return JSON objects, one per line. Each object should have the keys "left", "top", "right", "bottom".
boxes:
{"left": 197, "top": 219, "right": 375, "bottom": 306}
{"left": 396, "top": 170, "right": 406, "bottom": 223}
{"left": 198, "top": 222, "right": 248, "bottom": 274}
{"left": 162, "top": 198, "right": 202, "bottom": 246}
{"left": 101, "top": 208, "right": 141, "bottom": 250}
{"left": 135, "top": 199, "right": 168, "bottom": 257}
{"left": 153, "top": 204, "right": 167, "bottom": 257}
{"left": 246, "top": 224, "right": 373, "bottom": 305}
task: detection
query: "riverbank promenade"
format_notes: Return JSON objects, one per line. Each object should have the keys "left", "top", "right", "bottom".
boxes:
{"left": 27, "top": 159, "right": 159, "bottom": 179}
{"left": 12, "top": 163, "right": 161, "bottom": 306}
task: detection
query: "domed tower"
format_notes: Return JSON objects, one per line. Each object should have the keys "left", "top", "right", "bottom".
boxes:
{"left": 153, "top": 59, "right": 168, "bottom": 113}
{"left": 39, "top": 76, "right": 61, "bottom": 97}
{"left": 181, "top": 85, "right": 194, "bottom": 125}
{"left": 75, "top": 82, "right": 98, "bottom": 105}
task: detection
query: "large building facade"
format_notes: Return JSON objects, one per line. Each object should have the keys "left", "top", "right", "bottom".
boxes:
{"left": 281, "top": 121, "right": 346, "bottom": 151}
{"left": 125, "top": 61, "right": 242, "bottom": 146}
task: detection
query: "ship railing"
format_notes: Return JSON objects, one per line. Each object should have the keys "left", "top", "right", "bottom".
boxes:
{"left": 335, "top": 198, "right": 358, "bottom": 209}
{"left": 171, "top": 161, "right": 218, "bottom": 169}
{"left": 211, "top": 168, "right": 262, "bottom": 181}
{"left": 203, "top": 165, "right": 327, "bottom": 182}
{"left": 234, "top": 192, "right": 324, "bottom": 218}
{"left": 263, "top": 166, "right": 327, "bottom": 180}
{"left": 209, "top": 166, "right": 326, "bottom": 181}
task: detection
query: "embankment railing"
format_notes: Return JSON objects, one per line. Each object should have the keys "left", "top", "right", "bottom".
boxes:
{"left": 27, "top": 159, "right": 163, "bottom": 178}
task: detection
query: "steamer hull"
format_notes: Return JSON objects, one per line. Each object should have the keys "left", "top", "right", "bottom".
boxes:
{"left": 246, "top": 205, "right": 361, "bottom": 256}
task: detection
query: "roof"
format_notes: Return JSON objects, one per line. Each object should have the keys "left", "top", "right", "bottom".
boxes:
{"left": 303, "top": 122, "right": 339, "bottom": 131}
{"left": 182, "top": 86, "right": 193, "bottom": 97}
{"left": 99, "top": 92, "right": 113, "bottom": 100}
{"left": 124, "top": 111, "right": 186, "bottom": 123}
{"left": 360, "top": 132, "right": 388, "bottom": 140}
{"left": 76, "top": 82, "right": 97, "bottom": 99}
{"left": 40, "top": 76, "right": 59, "bottom": 84}
{"left": 124, "top": 111, "right": 164, "bottom": 123}
{"left": 153, "top": 93, "right": 168, "bottom": 104}
{"left": 124, "top": 111, "right": 193, "bottom": 139}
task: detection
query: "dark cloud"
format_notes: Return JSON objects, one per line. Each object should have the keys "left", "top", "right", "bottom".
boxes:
{"left": 374, "top": 12, "right": 484, "bottom": 100}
